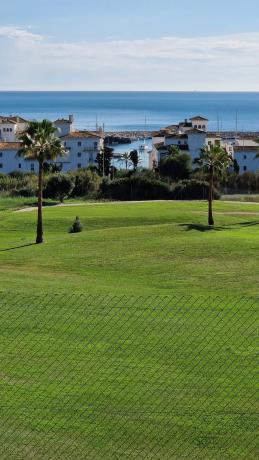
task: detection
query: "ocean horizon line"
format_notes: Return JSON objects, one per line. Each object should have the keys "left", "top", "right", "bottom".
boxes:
{"left": 1, "top": 90, "right": 259, "bottom": 94}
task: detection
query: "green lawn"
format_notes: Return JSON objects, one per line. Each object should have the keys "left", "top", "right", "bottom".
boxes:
{"left": 0, "top": 199, "right": 259, "bottom": 297}
{"left": 0, "top": 199, "right": 258, "bottom": 458}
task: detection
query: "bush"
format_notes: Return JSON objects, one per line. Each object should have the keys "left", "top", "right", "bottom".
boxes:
{"left": 11, "top": 186, "right": 36, "bottom": 197}
{"left": 69, "top": 216, "right": 83, "bottom": 233}
{"left": 69, "top": 168, "right": 101, "bottom": 197}
{"left": 172, "top": 179, "right": 220, "bottom": 200}
{"left": 159, "top": 152, "right": 192, "bottom": 181}
{"left": 44, "top": 174, "right": 74, "bottom": 202}
{"left": 100, "top": 176, "right": 172, "bottom": 200}
{"left": 0, "top": 172, "right": 37, "bottom": 196}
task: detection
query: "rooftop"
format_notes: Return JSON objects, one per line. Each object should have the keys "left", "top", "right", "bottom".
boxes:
{"left": 0, "top": 116, "right": 28, "bottom": 124}
{"left": 54, "top": 118, "right": 73, "bottom": 124}
{"left": 190, "top": 115, "right": 208, "bottom": 121}
{"left": 61, "top": 131, "right": 103, "bottom": 139}
{"left": 0, "top": 142, "right": 21, "bottom": 150}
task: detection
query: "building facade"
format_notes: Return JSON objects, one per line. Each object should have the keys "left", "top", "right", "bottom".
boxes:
{"left": 152, "top": 115, "right": 259, "bottom": 172}
{"left": 0, "top": 115, "right": 104, "bottom": 174}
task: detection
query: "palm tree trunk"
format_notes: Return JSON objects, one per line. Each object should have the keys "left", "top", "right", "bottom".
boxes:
{"left": 208, "top": 169, "right": 214, "bottom": 226}
{"left": 36, "top": 161, "right": 43, "bottom": 244}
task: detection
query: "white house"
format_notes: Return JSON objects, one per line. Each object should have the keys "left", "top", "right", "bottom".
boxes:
{"left": 190, "top": 116, "right": 208, "bottom": 132}
{"left": 59, "top": 131, "right": 104, "bottom": 172}
{"left": 0, "top": 115, "right": 104, "bottom": 174}
{"left": 154, "top": 128, "right": 206, "bottom": 164}
{"left": 0, "top": 116, "right": 28, "bottom": 142}
{"left": 152, "top": 115, "right": 259, "bottom": 172}
{"left": 0, "top": 142, "right": 38, "bottom": 173}
{"left": 233, "top": 141, "right": 259, "bottom": 173}
{"left": 54, "top": 115, "right": 74, "bottom": 137}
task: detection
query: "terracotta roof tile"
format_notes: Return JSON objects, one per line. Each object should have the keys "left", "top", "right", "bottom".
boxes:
{"left": 61, "top": 131, "right": 103, "bottom": 139}
{"left": 0, "top": 142, "right": 21, "bottom": 150}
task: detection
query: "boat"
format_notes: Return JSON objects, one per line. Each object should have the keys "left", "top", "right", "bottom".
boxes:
{"left": 139, "top": 143, "right": 149, "bottom": 152}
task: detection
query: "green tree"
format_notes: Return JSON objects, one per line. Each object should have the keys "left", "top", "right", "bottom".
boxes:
{"left": 159, "top": 150, "right": 192, "bottom": 181}
{"left": 19, "top": 120, "right": 67, "bottom": 243}
{"left": 168, "top": 145, "right": 181, "bottom": 156}
{"left": 119, "top": 152, "right": 132, "bottom": 170}
{"left": 233, "top": 159, "right": 240, "bottom": 175}
{"left": 195, "top": 144, "right": 233, "bottom": 226}
{"left": 129, "top": 149, "right": 140, "bottom": 171}
{"left": 96, "top": 146, "right": 113, "bottom": 176}
{"left": 44, "top": 174, "right": 74, "bottom": 202}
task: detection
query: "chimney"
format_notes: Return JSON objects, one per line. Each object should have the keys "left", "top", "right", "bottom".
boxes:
{"left": 69, "top": 114, "right": 74, "bottom": 124}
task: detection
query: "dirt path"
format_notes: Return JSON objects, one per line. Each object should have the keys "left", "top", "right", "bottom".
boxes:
{"left": 15, "top": 200, "right": 169, "bottom": 212}
{"left": 14, "top": 200, "right": 259, "bottom": 213}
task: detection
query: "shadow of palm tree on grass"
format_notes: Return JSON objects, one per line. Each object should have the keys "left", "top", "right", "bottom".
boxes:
{"left": 180, "top": 221, "right": 259, "bottom": 232}
{"left": 0, "top": 243, "right": 36, "bottom": 252}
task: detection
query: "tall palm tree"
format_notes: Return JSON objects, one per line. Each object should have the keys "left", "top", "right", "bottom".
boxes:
{"left": 18, "top": 120, "right": 67, "bottom": 244}
{"left": 195, "top": 144, "right": 233, "bottom": 226}
{"left": 119, "top": 152, "right": 132, "bottom": 170}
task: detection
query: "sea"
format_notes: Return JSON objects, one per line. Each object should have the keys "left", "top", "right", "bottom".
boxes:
{"left": 0, "top": 91, "right": 258, "bottom": 133}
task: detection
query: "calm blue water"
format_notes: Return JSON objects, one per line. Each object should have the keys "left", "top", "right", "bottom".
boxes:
{"left": 0, "top": 91, "right": 258, "bottom": 132}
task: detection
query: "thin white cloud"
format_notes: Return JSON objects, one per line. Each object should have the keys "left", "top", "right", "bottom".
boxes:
{"left": 0, "top": 26, "right": 43, "bottom": 41}
{"left": 0, "top": 26, "right": 258, "bottom": 90}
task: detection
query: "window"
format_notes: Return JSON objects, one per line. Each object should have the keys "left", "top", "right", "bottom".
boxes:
{"left": 0, "top": 152, "right": 2, "bottom": 157}
{"left": 31, "top": 163, "right": 35, "bottom": 171}
{"left": 77, "top": 163, "right": 81, "bottom": 168}
{"left": 0, "top": 163, "right": 3, "bottom": 168}
{"left": 243, "top": 155, "right": 247, "bottom": 159}
{"left": 243, "top": 166, "right": 247, "bottom": 171}
{"left": 94, "top": 141, "right": 98, "bottom": 148}
{"left": 198, "top": 125, "right": 201, "bottom": 129}
{"left": 78, "top": 141, "right": 82, "bottom": 147}
{"left": 64, "top": 142, "right": 66, "bottom": 147}
{"left": 178, "top": 141, "right": 181, "bottom": 145}
{"left": 78, "top": 152, "right": 81, "bottom": 157}
{"left": 18, "top": 163, "right": 21, "bottom": 169}
{"left": 202, "top": 125, "right": 205, "bottom": 130}
{"left": 10, "top": 128, "right": 12, "bottom": 132}
{"left": 208, "top": 141, "right": 211, "bottom": 145}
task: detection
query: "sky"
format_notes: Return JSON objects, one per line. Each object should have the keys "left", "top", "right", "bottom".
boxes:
{"left": 0, "top": 0, "right": 259, "bottom": 91}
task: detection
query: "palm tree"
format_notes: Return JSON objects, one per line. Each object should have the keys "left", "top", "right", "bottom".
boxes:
{"left": 18, "top": 120, "right": 67, "bottom": 244}
{"left": 129, "top": 149, "right": 140, "bottom": 171}
{"left": 195, "top": 144, "right": 233, "bottom": 226}
{"left": 119, "top": 152, "right": 132, "bottom": 170}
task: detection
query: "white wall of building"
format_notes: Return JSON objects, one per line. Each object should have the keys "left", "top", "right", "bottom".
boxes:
{"left": 0, "top": 134, "right": 104, "bottom": 174}
{"left": 0, "top": 122, "right": 17, "bottom": 142}
{"left": 0, "top": 146, "right": 38, "bottom": 173}
{"left": 234, "top": 149, "right": 259, "bottom": 173}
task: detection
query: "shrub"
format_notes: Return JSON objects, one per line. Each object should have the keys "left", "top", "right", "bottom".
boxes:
{"left": 0, "top": 172, "right": 37, "bottom": 196}
{"left": 100, "top": 176, "right": 172, "bottom": 200}
{"left": 172, "top": 179, "right": 220, "bottom": 200}
{"left": 44, "top": 174, "right": 74, "bottom": 202}
{"left": 69, "top": 216, "right": 83, "bottom": 233}
{"left": 159, "top": 152, "right": 192, "bottom": 181}
{"left": 69, "top": 168, "right": 101, "bottom": 197}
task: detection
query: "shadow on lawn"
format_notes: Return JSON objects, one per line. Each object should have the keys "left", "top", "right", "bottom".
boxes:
{"left": 180, "top": 221, "right": 259, "bottom": 232}
{"left": 0, "top": 243, "right": 35, "bottom": 252}
{"left": 25, "top": 200, "right": 59, "bottom": 208}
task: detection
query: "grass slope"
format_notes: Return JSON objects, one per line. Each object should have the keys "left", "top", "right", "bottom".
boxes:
{"left": 0, "top": 200, "right": 259, "bottom": 297}
{"left": 0, "top": 199, "right": 258, "bottom": 458}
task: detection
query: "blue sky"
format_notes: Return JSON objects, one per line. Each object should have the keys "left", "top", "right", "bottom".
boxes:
{"left": 0, "top": 0, "right": 259, "bottom": 90}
